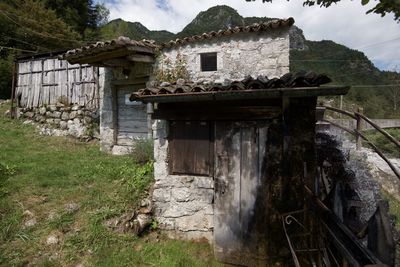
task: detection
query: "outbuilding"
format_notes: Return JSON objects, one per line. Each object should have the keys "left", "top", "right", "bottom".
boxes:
{"left": 131, "top": 75, "right": 349, "bottom": 265}
{"left": 61, "top": 17, "right": 294, "bottom": 154}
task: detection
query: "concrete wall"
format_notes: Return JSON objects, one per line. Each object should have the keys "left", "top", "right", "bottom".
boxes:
{"left": 152, "top": 120, "right": 214, "bottom": 242}
{"left": 161, "top": 29, "right": 290, "bottom": 83}
{"left": 330, "top": 119, "right": 400, "bottom": 130}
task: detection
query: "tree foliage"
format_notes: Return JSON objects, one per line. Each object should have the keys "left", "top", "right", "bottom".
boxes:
{"left": 0, "top": 0, "right": 109, "bottom": 98}
{"left": 42, "top": 0, "right": 109, "bottom": 39}
{"left": 248, "top": 0, "right": 400, "bottom": 22}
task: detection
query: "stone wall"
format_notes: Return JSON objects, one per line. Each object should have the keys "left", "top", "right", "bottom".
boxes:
{"left": 160, "top": 29, "right": 290, "bottom": 83}
{"left": 99, "top": 68, "right": 114, "bottom": 152}
{"left": 18, "top": 103, "right": 99, "bottom": 139}
{"left": 152, "top": 120, "right": 214, "bottom": 242}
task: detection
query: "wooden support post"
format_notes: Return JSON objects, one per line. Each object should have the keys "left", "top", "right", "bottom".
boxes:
{"left": 10, "top": 61, "right": 17, "bottom": 119}
{"left": 146, "top": 103, "right": 154, "bottom": 139}
{"left": 356, "top": 107, "right": 363, "bottom": 150}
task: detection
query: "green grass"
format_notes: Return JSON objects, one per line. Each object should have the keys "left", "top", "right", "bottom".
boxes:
{"left": 362, "top": 128, "right": 400, "bottom": 158}
{"left": 0, "top": 103, "right": 219, "bottom": 266}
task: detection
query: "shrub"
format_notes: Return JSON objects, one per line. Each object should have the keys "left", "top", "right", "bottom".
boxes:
{"left": 132, "top": 139, "right": 154, "bottom": 164}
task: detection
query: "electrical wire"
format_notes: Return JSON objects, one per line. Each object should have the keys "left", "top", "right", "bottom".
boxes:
{"left": 355, "top": 35, "right": 400, "bottom": 50}
{"left": 1, "top": 34, "right": 50, "bottom": 51}
{"left": 0, "top": 45, "right": 36, "bottom": 53}
{"left": 0, "top": 9, "right": 81, "bottom": 44}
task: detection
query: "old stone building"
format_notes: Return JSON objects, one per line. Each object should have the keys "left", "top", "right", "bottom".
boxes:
{"left": 61, "top": 17, "right": 294, "bottom": 154}
{"left": 131, "top": 76, "right": 349, "bottom": 265}
{"left": 160, "top": 21, "right": 290, "bottom": 82}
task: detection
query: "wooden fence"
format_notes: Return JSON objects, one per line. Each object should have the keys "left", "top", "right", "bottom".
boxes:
{"left": 15, "top": 57, "right": 100, "bottom": 109}
{"left": 318, "top": 106, "right": 400, "bottom": 180}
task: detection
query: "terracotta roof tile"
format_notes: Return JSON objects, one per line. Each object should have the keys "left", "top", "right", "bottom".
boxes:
{"left": 130, "top": 71, "right": 331, "bottom": 101}
{"left": 161, "top": 17, "right": 294, "bottom": 49}
{"left": 62, "top": 36, "right": 158, "bottom": 60}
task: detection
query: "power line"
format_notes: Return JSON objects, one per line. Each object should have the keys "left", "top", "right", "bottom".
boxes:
{"left": 0, "top": 45, "right": 36, "bottom": 53}
{"left": 355, "top": 35, "right": 400, "bottom": 50}
{"left": 1, "top": 34, "right": 50, "bottom": 51}
{"left": 0, "top": 9, "right": 81, "bottom": 44}
{"left": 329, "top": 84, "right": 399, "bottom": 88}
{"left": 291, "top": 59, "right": 372, "bottom": 62}
{"left": 351, "top": 85, "right": 399, "bottom": 88}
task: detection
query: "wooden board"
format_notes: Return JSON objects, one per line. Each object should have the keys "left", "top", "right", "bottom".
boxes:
{"left": 15, "top": 58, "right": 99, "bottom": 108}
{"left": 214, "top": 121, "right": 269, "bottom": 266}
{"left": 169, "top": 121, "right": 214, "bottom": 176}
{"left": 116, "top": 85, "right": 148, "bottom": 146}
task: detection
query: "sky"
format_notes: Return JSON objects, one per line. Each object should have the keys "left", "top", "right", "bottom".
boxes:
{"left": 99, "top": 0, "right": 400, "bottom": 72}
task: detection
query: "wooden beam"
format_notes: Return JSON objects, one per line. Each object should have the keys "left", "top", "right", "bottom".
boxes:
{"left": 126, "top": 54, "right": 155, "bottom": 63}
{"left": 103, "top": 58, "right": 133, "bottom": 67}
{"left": 112, "top": 76, "right": 149, "bottom": 86}
{"left": 127, "top": 46, "right": 155, "bottom": 54}
{"left": 67, "top": 48, "right": 129, "bottom": 65}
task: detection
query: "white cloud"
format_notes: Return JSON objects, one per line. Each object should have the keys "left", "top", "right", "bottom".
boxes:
{"left": 104, "top": 0, "right": 400, "bottom": 71}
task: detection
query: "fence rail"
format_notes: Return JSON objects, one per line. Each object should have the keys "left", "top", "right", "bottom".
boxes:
{"left": 318, "top": 106, "right": 400, "bottom": 180}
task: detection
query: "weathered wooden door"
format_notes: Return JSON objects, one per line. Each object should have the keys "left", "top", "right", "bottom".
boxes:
{"left": 115, "top": 85, "right": 147, "bottom": 146}
{"left": 214, "top": 121, "right": 269, "bottom": 266}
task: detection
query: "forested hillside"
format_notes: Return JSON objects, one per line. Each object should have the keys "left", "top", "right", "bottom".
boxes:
{"left": 0, "top": 3, "right": 398, "bottom": 118}
{"left": 291, "top": 41, "right": 400, "bottom": 118}
{"left": 0, "top": 0, "right": 108, "bottom": 99}
{"left": 99, "top": 5, "right": 400, "bottom": 118}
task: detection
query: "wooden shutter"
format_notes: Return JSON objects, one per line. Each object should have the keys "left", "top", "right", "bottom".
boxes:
{"left": 169, "top": 121, "right": 213, "bottom": 176}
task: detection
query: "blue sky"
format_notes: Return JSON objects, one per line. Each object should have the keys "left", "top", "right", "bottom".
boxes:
{"left": 98, "top": 0, "right": 400, "bottom": 72}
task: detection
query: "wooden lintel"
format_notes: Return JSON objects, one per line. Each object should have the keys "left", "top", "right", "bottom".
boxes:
{"left": 126, "top": 54, "right": 155, "bottom": 63}
{"left": 103, "top": 58, "right": 133, "bottom": 67}
{"left": 126, "top": 46, "right": 155, "bottom": 54}
{"left": 67, "top": 48, "right": 129, "bottom": 65}
{"left": 112, "top": 76, "right": 149, "bottom": 86}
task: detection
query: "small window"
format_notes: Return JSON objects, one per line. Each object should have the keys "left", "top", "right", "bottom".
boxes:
{"left": 169, "top": 121, "right": 214, "bottom": 176}
{"left": 200, "top": 53, "right": 217, "bottom": 72}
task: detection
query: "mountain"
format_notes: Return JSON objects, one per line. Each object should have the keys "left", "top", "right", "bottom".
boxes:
{"left": 100, "top": 19, "right": 174, "bottom": 43}
{"left": 177, "top": 5, "right": 245, "bottom": 38}
{"left": 100, "top": 5, "right": 400, "bottom": 118}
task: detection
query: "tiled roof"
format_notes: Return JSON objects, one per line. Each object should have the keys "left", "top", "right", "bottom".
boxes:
{"left": 62, "top": 17, "right": 294, "bottom": 63}
{"left": 128, "top": 72, "right": 351, "bottom": 103}
{"left": 161, "top": 17, "right": 294, "bottom": 49}
{"left": 62, "top": 36, "right": 158, "bottom": 61}
{"left": 131, "top": 72, "right": 331, "bottom": 99}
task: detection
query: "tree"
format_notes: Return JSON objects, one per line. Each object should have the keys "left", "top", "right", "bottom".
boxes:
{"left": 0, "top": 0, "right": 83, "bottom": 98}
{"left": 385, "top": 70, "right": 400, "bottom": 112}
{"left": 246, "top": 0, "right": 400, "bottom": 22}
{"left": 42, "top": 0, "right": 109, "bottom": 40}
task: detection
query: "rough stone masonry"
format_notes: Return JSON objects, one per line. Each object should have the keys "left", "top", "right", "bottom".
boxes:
{"left": 152, "top": 120, "right": 214, "bottom": 242}
{"left": 161, "top": 29, "right": 289, "bottom": 83}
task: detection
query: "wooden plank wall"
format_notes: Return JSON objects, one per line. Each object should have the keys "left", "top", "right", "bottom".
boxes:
{"left": 116, "top": 86, "right": 148, "bottom": 146}
{"left": 15, "top": 57, "right": 99, "bottom": 109}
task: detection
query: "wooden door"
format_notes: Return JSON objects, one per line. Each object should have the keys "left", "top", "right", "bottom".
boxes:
{"left": 116, "top": 85, "right": 147, "bottom": 146}
{"left": 214, "top": 121, "right": 269, "bottom": 266}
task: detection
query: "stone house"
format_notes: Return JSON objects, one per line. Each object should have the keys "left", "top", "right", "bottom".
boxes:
{"left": 62, "top": 17, "right": 294, "bottom": 154}
{"left": 60, "top": 17, "right": 351, "bottom": 265}
{"left": 131, "top": 77, "right": 349, "bottom": 265}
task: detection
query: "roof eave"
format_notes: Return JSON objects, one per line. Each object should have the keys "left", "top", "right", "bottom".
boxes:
{"left": 132, "top": 86, "right": 350, "bottom": 104}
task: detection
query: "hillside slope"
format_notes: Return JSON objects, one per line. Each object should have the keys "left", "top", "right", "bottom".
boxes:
{"left": 100, "top": 5, "right": 399, "bottom": 118}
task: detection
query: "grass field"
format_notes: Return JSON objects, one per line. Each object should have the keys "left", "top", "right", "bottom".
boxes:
{"left": 363, "top": 128, "right": 400, "bottom": 158}
{"left": 0, "top": 103, "right": 220, "bottom": 267}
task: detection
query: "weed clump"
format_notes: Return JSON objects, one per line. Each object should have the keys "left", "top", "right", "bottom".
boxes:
{"left": 132, "top": 139, "right": 154, "bottom": 164}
